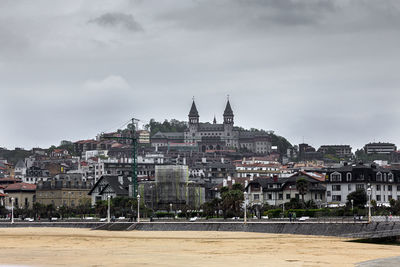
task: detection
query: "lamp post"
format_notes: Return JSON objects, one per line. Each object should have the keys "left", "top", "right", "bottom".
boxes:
{"left": 244, "top": 192, "right": 248, "bottom": 224}
{"left": 137, "top": 194, "right": 141, "bottom": 223}
{"left": 169, "top": 203, "right": 172, "bottom": 218}
{"left": 107, "top": 195, "right": 111, "bottom": 223}
{"left": 367, "top": 185, "right": 372, "bottom": 223}
{"left": 11, "top": 197, "right": 14, "bottom": 224}
{"left": 351, "top": 199, "right": 354, "bottom": 213}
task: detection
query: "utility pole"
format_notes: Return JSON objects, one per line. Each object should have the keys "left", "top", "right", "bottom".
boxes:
{"left": 101, "top": 117, "right": 139, "bottom": 198}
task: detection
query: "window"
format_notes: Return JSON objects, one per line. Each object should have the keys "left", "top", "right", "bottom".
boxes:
{"left": 331, "top": 172, "right": 341, "bottom": 182}
{"left": 327, "top": 191, "right": 331, "bottom": 197}
{"left": 389, "top": 195, "right": 393, "bottom": 201}
{"left": 376, "top": 195, "right": 381, "bottom": 201}
{"left": 346, "top": 173, "right": 352, "bottom": 181}
{"left": 388, "top": 185, "right": 392, "bottom": 191}
{"left": 268, "top": 194, "right": 272, "bottom": 200}
{"left": 286, "top": 194, "right": 290, "bottom": 199}
{"left": 348, "top": 184, "right": 352, "bottom": 191}
{"left": 397, "top": 185, "right": 400, "bottom": 191}
{"left": 332, "top": 185, "right": 341, "bottom": 191}
{"left": 376, "top": 172, "right": 382, "bottom": 181}
{"left": 332, "top": 195, "right": 342, "bottom": 201}
{"left": 376, "top": 185, "right": 381, "bottom": 191}
{"left": 388, "top": 173, "right": 394, "bottom": 182}
{"left": 253, "top": 194, "right": 259, "bottom": 200}
{"left": 356, "top": 184, "right": 365, "bottom": 190}
{"left": 278, "top": 194, "right": 283, "bottom": 200}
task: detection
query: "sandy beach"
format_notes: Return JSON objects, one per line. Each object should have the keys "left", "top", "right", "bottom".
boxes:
{"left": 0, "top": 228, "right": 399, "bottom": 266}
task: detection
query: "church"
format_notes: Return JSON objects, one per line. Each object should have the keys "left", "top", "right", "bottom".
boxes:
{"left": 152, "top": 99, "right": 272, "bottom": 154}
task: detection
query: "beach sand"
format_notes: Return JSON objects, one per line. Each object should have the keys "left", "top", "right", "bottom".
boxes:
{"left": 0, "top": 228, "right": 399, "bottom": 266}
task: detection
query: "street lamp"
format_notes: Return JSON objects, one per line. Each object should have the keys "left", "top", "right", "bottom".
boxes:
{"left": 244, "top": 192, "right": 248, "bottom": 224}
{"left": 169, "top": 203, "right": 172, "bottom": 218}
{"left": 137, "top": 194, "right": 141, "bottom": 223}
{"left": 367, "top": 184, "right": 372, "bottom": 224}
{"left": 11, "top": 197, "right": 14, "bottom": 224}
{"left": 351, "top": 199, "right": 354, "bottom": 213}
{"left": 107, "top": 195, "right": 111, "bottom": 223}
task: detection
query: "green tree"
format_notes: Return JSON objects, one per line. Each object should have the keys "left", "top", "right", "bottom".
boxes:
{"left": 221, "top": 186, "right": 244, "bottom": 218}
{"left": 347, "top": 189, "right": 367, "bottom": 209}
{"left": 296, "top": 178, "right": 309, "bottom": 204}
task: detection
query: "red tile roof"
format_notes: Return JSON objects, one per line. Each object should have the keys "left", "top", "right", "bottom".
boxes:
{"left": 5, "top": 183, "right": 36, "bottom": 191}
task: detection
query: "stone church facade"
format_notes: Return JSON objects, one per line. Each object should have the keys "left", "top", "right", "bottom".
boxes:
{"left": 184, "top": 99, "right": 271, "bottom": 154}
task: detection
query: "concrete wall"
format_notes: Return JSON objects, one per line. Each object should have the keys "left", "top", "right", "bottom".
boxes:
{"left": 2, "top": 221, "right": 400, "bottom": 238}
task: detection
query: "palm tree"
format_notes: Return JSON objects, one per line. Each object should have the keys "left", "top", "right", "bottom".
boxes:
{"left": 296, "top": 178, "right": 309, "bottom": 205}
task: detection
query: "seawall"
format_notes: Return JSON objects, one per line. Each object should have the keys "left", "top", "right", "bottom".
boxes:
{"left": 1, "top": 221, "right": 400, "bottom": 238}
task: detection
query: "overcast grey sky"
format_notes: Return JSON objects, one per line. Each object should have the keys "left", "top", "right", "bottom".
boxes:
{"left": 1, "top": 0, "right": 400, "bottom": 151}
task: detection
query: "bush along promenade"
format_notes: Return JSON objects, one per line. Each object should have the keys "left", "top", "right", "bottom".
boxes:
{"left": 3, "top": 189, "right": 400, "bottom": 223}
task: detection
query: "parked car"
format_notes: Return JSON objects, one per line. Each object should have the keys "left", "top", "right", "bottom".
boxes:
{"left": 189, "top": 217, "right": 198, "bottom": 222}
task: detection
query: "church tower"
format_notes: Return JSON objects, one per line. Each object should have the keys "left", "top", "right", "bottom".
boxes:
{"left": 223, "top": 99, "right": 234, "bottom": 125}
{"left": 188, "top": 100, "right": 199, "bottom": 125}
{"left": 187, "top": 100, "right": 199, "bottom": 143}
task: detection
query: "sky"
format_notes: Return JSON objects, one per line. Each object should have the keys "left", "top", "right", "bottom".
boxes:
{"left": 1, "top": 0, "right": 400, "bottom": 151}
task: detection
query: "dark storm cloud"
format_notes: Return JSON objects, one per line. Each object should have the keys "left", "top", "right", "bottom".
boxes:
{"left": 88, "top": 12, "right": 143, "bottom": 32}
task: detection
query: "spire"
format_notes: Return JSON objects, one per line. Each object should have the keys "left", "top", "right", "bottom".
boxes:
{"left": 223, "top": 100, "right": 233, "bottom": 117}
{"left": 213, "top": 115, "right": 217, "bottom": 124}
{"left": 189, "top": 100, "right": 199, "bottom": 117}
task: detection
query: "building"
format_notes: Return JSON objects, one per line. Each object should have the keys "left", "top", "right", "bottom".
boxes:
{"left": 364, "top": 142, "right": 397, "bottom": 155}
{"left": 154, "top": 165, "right": 205, "bottom": 210}
{"left": 246, "top": 172, "right": 326, "bottom": 207}
{"left": 4, "top": 183, "right": 36, "bottom": 209}
{"left": 234, "top": 157, "right": 282, "bottom": 178}
{"left": 14, "top": 159, "right": 27, "bottom": 179}
{"left": 88, "top": 175, "right": 131, "bottom": 205}
{"left": 36, "top": 179, "right": 92, "bottom": 208}
{"left": 326, "top": 163, "right": 400, "bottom": 206}
{"left": 318, "top": 145, "right": 352, "bottom": 157}
{"left": 0, "top": 177, "right": 22, "bottom": 186}
{"left": 0, "top": 185, "right": 7, "bottom": 206}
{"left": 151, "top": 99, "right": 272, "bottom": 154}
{"left": 137, "top": 130, "right": 150, "bottom": 144}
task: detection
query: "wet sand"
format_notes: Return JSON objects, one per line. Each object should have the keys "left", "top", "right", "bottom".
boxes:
{"left": 0, "top": 228, "right": 399, "bottom": 266}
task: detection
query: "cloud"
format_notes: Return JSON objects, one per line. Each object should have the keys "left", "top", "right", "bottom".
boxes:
{"left": 83, "top": 75, "right": 131, "bottom": 92}
{"left": 159, "top": 0, "right": 337, "bottom": 31}
{"left": 88, "top": 12, "right": 143, "bottom": 32}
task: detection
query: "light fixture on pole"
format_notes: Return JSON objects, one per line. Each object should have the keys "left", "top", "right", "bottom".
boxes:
{"left": 351, "top": 199, "right": 354, "bottom": 213}
{"left": 137, "top": 194, "right": 140, "bottom": 223}
{"left": 169, "top": 203, "right": 172, "bottom": 217}
{"left": 367, "top": 184, "right": 372, "bottom": 224}
{"left": 244, "top": 192, "right": 248, "bottom": 224}
{"left": 107, "top": 195, "right": 111, "bottom": 223}
{"left": 11, "top": 197, "right": 14, "bottom": 224}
